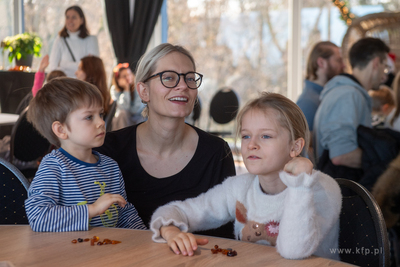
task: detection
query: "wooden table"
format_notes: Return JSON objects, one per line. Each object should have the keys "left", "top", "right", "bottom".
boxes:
{"left": 0, "top": 113, "right": 19, "bottom": 126}
{"left": 0, "top": 225, "right": 354, "bottom": 267}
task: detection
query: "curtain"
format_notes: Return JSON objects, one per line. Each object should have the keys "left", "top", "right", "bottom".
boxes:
{"left": 105, "top": 0, "right": 164, "bottom": 70}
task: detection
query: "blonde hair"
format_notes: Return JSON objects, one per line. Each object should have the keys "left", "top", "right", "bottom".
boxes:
{"left": 236, "top": 92, "right": 310, "bottom": 153}
{"left": 368, "top": 86, "right": 395, "bottom": 113}
{"left": 27, "top": 77, "right": 103, "bottom": 147}
{"left": 135, "top": 43, "right": 196, "bottom": 117}
{"left": 391, "top": 72, "right": 400, "bottom": 126}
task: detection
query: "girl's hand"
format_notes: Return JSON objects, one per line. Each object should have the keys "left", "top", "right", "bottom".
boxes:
{"left": 39, "top": 55, "right": 49, "bottom": 73}
{"left": 284, "top": 157, "right": 313, "bottom": 176}
{"left": 118, "top": 78, "right": 130, "bottom": 91}
{"left": 88, "top": 193, "right": 126, "bottom": 218}
{"left": 160, "top": 225, "right": 209, "bottom": 256}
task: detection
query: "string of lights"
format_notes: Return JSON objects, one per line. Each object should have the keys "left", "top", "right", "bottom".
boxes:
{"left": 332, "top": 0, "right": 356, "bottom": 25}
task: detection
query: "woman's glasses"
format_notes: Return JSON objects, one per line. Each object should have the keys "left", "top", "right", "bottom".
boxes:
{"left": 143, "top": 70, "right": 203, "bottom": 89}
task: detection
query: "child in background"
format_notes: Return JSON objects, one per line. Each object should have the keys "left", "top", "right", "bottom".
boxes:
{"left": 32, "top": 55, "right": 66, "bottom": 97}
{"left": 150, "top": 92, "right": 342, "bottom": 260}
{"left": 25, "top": 78, "right": 146, "bottom": 232}
{"left": 110, "top": 63, "right": 145, "bottom": 130}
{"left": 385, "top": 72, "right": 400, "bottom": 132}
{"left": 368, "top": 86, "right": 395, "bottom": 127}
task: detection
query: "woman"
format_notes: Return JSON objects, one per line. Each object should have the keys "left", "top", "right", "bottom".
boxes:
{"left": 75, "top": 55, "right": 111, "bottom": 114}
{"left": 96, "top": 43, "right": 236, "bottom": 238}
{"left": 48, "top": 5, "right": 99, "bottom": 78}
{"left": 110, "top": 63, "right": 145, "bottom": 130}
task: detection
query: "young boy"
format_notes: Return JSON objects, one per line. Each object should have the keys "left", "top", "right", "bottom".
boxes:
{"left": 25, "top": 77, "right": 146, "bottom": 232}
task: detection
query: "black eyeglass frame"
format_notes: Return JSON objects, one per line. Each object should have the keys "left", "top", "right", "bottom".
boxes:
{"left": 143, "top": 70, "right": 203, "bottom": 89}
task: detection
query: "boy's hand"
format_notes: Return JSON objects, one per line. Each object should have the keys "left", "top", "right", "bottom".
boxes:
{"left": 284, "top": 157, "right": 313, "bottom": 176}
{"left": 160, "top": 225, "right": 208, "bottom": 256}
{"left": 88, "top": 193, "right": 126, "bottom": 218}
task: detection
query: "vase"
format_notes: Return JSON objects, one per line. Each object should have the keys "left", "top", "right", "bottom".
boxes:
{"left": 15, "top": 55, "right": 33, "bottom": 67}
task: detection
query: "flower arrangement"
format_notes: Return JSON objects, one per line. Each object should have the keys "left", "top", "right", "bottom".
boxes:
{"left": 1, "top": 32, "right": 42, "bottom": 63}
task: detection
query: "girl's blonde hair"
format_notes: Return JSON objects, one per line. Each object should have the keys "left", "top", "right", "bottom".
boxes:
{"left": 236, "top": 92, "right": 310, "bottom": 154}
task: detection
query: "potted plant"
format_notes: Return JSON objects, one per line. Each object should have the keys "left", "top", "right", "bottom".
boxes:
{"left": 1, "top": 32, "right": 42, "bottom": 67}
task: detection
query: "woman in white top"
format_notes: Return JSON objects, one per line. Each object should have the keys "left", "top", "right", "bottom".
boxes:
{"left": 48, "top": 5, "right": 99, "bottom": 77}
{"left": 110, "top": 63, "right": 145, "bottom": 130}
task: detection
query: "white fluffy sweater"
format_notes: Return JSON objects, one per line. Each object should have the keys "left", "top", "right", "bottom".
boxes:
{"left": 150, "top": 170, "right": 342, "bottom": 260}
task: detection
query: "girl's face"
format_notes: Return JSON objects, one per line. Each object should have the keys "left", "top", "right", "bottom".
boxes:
{"left": 240, "top": 108, "right": 295, "bottom": 178}
{"left": 65, "top": 9, "right": 83, "bottom": 33}
{"left": 75, "top": 62, "right": 86, "bottom": 80}
{"left": 118, "top": 68, "right": 134, "bottom": 86}
{"left": 139, "top": 52, "right": 198, "bottom": 119}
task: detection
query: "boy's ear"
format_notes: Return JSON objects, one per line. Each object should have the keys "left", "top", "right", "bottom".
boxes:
{"left": 290, "top": 138, "right": 305, "bottom": 158}
{"left": 136, "top": 82, "right": 150, "bottom": 103}
{"left": 52, "top": 121, "right": 68, "bottom": 140}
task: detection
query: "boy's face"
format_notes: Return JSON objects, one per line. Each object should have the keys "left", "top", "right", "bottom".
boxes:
{"left": 61, "top": 104, "right": 105, "bottom": 152}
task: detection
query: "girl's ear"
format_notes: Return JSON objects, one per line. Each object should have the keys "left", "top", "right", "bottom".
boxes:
{"left": 290, "top": 138, "right": 305, "bottom": 158}
{"left": 137, "top": 82, "right": 150, "bottom": 103}
{"left": 52, "top": 121, "right": 68, "bottom": 140}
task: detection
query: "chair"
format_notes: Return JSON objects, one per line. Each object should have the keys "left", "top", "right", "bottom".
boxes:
{"left": 9, "top": 107, "right": 51, "bottom": 180}
{"left": 207, "top": 87, "right": 239, "bottom": 136}
{"left": 341, "top": 12, "right": 400, "bottom": 73}
{"left": 105, "top": 101, "right": 117, "bottom": 132}
{"left": 0, "top": 157, "right": 30, "bottom": 224}
{"left": 15, "top": 92, "right": 33, "bottom": 115}
{"left": 336, "top": 178, "right": 390, "bottom": 266}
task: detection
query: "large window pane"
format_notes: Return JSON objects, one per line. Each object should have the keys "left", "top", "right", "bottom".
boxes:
{"left": 22, "top": 0, "right": 115, "bottom": 78}
{"left": 168, "top": 0, "right": 289, "bottom": 130}
{"left": 0, "top": 0, "right": 13, "bottom": 70}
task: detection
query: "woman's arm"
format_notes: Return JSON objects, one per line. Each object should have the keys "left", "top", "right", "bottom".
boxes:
{"left": 86, "top": 35, "right": 99, "bottom": 56}
{"left": 48, "top": 37, "right": 62, "bottom": 72}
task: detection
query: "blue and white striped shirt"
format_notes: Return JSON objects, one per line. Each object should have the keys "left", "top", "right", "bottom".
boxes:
{"left": 25, "top": 148, "right": 147, "bottom": 232}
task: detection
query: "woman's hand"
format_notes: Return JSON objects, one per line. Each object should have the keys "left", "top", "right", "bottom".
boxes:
{"left": 87, "top": 193, "right": 126, "bottom": 218}
{"left": 160, "top": 225, "right": 209, "bottom": 256}
{"left": 284, "top": 157, "right": 313, "bottom": 176}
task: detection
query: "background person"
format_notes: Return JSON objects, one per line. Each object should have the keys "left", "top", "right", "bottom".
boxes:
{"left": 48, "top": 5, "right": 99, "bottom": 78}
{"left": 314, "top": 37, "right": 390, "bottom": 182}
{"left": 75, "top": 55, "right": 111, "bottom": 115}
{"left": 95, "top": 43, "right": 236, "bottom": 239}
{"left": 296, "top": 41, "right": 344, "bottom": 132}
{"left": 110, "top": 63, "right": 145, "bottom": 130}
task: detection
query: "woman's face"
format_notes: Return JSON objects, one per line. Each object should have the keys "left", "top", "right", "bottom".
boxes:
{"left": 141, "top": 52, "right": 198, "bottom": 119}
{"left": 75, "top": 62, "right": 86, "bottom": 80}
{"left": 118, "top": 68, "right": 134, "bottom": 86}
{"left": 65, "top": 9, "right": 83, "bottom": 33}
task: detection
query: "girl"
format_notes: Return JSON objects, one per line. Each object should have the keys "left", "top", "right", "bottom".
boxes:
{"left": 110, "top": 63, "right": 145, "bottom": 130}
{"left": 75, "top": 55, "right": 112, "bottom": 115}
{"left": 150, "top": 92, "right": 342, "bottom": 260}
{"left": 385, "top": 71, "right": 400, "bottom": 131}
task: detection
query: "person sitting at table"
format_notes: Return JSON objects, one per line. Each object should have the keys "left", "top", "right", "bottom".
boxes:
{"left": 150, "top": 92, "right": 342, "bottom": 260}
{"left": 110, "top": 63, "right": 145, "bottom": 130}
{"left": 48, "top": 5, "right": 99, "bottom": 78}
{"left": 25, "top": 78, "right": 146, "bottom": 232}
{"left": 32, "top": 55, "right": 67, "bottom": 97}
{"left": 75, "top": 55, "right": 112, "bottom": 115}
{"left": 95, "top": 43, "right": 236, "bottom": 239}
